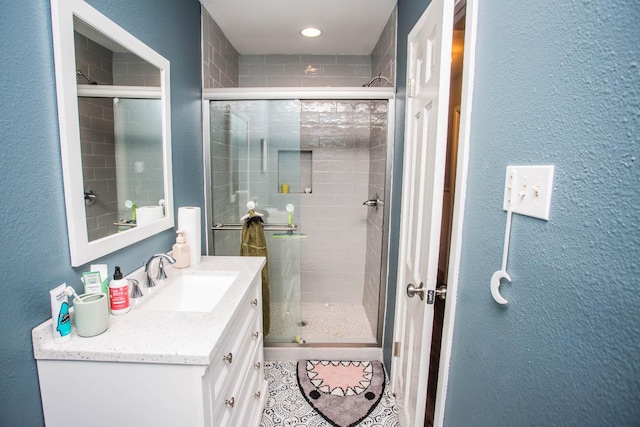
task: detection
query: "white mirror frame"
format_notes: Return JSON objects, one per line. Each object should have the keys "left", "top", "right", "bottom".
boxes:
{"left": 51, "top": 0, "right": 174, "bottom": 267}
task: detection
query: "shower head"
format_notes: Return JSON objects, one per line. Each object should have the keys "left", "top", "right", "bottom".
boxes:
{"left": 76, "top": 70, "right": 98, "bottom": 85}
{"left": 362, "top": 74, "right": 393, "bottom": 87}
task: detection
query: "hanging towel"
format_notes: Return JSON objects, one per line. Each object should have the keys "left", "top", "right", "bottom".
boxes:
{"left": 241, "top": 211, "right": 270, "bottom": 336}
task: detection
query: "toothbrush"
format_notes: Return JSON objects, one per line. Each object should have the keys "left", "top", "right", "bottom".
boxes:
{"left": 64, "top": 286, "right": 82, "bottom": 302}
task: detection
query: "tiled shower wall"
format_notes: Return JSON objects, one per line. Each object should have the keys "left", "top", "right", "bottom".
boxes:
{"left": 371, "top": 7, "right": 397, "bottom": 87}
{"left": 75, "top": 32, "right": 117, "bottom": 241}
{"left": 298, "top": 100, "right": 386, "bottom": 305}
{"left": 209, "top": 102, "right": 241, "bottom": 257}
{"left": 361, "top": 7, "right": 395, "bottom": 332}
{"left": 208, "top": 100, "right": 387, "bottom": 310}
{"left": 112, "top": 54, "right": 165, "bottom": 215}
{"left": 202, "top": 8, "right": 239, "bottom": 88}
{"left": 113, "top": 52, "right": 161, "bottom": 86}
{"left": 239, "top": 55, "right": 372, "bottom": 87}
{"left": 202, "top": 8, "right": 240, "bottom": 257}
{"left": 76, "top": 31, "right": 165, "bottom": 241}
{"left": 363, "top": 103, "right": 389, "bottom": 333}
{"left": 203, "top": 7, "right": 395, "bottom": 337}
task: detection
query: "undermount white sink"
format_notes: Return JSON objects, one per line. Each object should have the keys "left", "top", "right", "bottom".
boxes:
{"left": 139, "top": 271, "right": 238, "bottom": 312}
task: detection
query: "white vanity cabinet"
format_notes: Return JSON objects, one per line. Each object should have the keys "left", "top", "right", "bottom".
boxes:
{"left": 33, "top": 257, "right": 267, "bottom": 427}
{"left": 205, "top": 280, "right": 266, "bottom": 426}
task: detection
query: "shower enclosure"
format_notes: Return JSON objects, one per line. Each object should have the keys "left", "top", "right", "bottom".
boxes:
{"left": 204, "top": 89, "right": 394, "bottom": 347}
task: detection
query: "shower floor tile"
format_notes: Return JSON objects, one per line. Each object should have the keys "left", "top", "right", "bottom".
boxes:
{"left": 300, "top": 302, "right": 376, "bottom": 343}
{"left": 260, "top": 361, "right": 400, "bottom": 427}
{"left": 268, "top": 302, "right": 376, "bottom": 344}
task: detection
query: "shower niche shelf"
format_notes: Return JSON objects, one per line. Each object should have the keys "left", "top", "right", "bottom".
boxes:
{"left": 278, "top": 150, "right": 312, "bottom": 194}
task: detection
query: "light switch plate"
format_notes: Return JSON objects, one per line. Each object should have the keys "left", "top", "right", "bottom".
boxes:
{"left": 503, "top": 165, "right": 555, "bottom": 220}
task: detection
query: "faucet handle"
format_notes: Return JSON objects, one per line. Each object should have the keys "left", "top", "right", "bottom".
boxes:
{"left": 145, "top": 273, "right": 156, "bottom": 288}
{"left": 156, "top": 258, "right": 168, "bottom": 280}
{"left": 143, "top": 258, "right": 156, "bottom": 288}
{"left": 129, "top": 279, "right": 143, "bottom": 298}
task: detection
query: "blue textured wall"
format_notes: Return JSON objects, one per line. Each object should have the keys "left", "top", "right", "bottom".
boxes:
{"left": 393, "top": 0, "right": 640, "bottom": 424}
{"left": 0, "top": 1, "right": 202, "bottom": 425}
{"left": 439, "top": 0, "right": 640, "bottom": 426}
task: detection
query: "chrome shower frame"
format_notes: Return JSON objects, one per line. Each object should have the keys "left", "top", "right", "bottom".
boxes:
{"left": 202, "top": 87, "right": 395, "bottom": 358}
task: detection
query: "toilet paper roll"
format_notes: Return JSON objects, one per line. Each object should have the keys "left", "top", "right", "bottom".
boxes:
{"left": 178, "top": 206, "right": 201, "bottom": 266}
{"left": 136, "top": 205, "right": 163, "bottom": 227}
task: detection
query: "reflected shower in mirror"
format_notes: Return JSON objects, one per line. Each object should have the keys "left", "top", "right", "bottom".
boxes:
{"left": 74, "top": 19, "right": 165, "bottom": 241}
{"left": 81, "top": 97, "right": 164, "bottom": 241}
{"left": 51, "top": 0, "right": 173, "bottom": 266}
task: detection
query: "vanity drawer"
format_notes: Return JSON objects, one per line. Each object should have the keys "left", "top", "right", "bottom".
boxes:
{"left": 229, "top": 339, "right": 266, "bottom": 427}
{"left": 209, "top": 309, "right": 260, "bottom": 397}
{"left": 210, "top": 338, "right": 263, "bottom": 425}
{"left": 219, "top": 340, "right": 266, "bottom": 427}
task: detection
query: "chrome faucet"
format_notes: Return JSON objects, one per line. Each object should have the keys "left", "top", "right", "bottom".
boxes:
{"left": 143, "top": 254, "right": 176, "bottom": 288}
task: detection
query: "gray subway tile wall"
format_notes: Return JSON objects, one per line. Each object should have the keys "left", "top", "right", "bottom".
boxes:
{"left": 75, "top": 32, "right": 118, "bottom": 241}
{"left": 363, "top": 101, "right": 389, "bottom": 334}
{"left": 113, "top": 52, "right": 161, "bottom": 86}
{"left": 299, "top": 100, "right": 383, "bottom": 305}
{"left": 202, "top": 8, "right": 239, "bottom": 88}
{"left": 239, "top": 54, "right": 372, "bottom": 87}
{"left": 371, "top": 7, "right": 397, "bottom": 87}
{"left": 76, "top": 29, "right": 167, "bottom": 242}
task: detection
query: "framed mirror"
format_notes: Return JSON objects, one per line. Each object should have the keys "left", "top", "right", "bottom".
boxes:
{"left": 51, "top": 0, "right": 174, "bottom": 266}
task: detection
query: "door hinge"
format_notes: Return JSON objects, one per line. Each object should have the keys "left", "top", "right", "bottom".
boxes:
{"left": 393, "top": 341, "right": 401, "bottom": 357}
{"left": 407, "top": 78, "right": 415, "bottom": 97}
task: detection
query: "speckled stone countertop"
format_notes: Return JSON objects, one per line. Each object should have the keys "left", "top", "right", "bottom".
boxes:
{"left": 32, "top": 256, "right": 265, "bottom": 366}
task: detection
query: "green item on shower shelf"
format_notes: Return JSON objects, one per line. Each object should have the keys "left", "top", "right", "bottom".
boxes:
{"left": 286, "top": 203, "right": 294, "bottom": 225}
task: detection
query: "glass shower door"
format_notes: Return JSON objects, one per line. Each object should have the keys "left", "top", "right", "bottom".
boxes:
{"left": 208, "top": 100, "right": 303, "bottom": 344}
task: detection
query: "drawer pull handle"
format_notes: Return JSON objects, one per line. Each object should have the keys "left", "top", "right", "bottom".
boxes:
{"left": 251, "top": 298, "right": 258, "bottom": 307}
{"left": 222, "top": 352, "right": 233, "bottom": 364}
{"left": 253, "top": 391, "right": 261, "bottom": 399}
{"left": 252, "top": 331, "right": 260, "bottom": 339}
{"left": 225, "top": 397, "right": 235, "bottom": 408}
{"left": 254, "top": 362, "right": 261, "bottom": 369}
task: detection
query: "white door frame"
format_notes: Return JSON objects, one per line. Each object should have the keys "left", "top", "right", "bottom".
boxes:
{"left": 389, "top": 0, "right": 480, "bottom": 425}
{"left": 432, "top": 0, "right": 479, "bottom": 425}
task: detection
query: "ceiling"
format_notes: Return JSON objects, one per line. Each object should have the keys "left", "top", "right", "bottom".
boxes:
{"left": 199, "top": 0, "right": 397, "bottom": 55}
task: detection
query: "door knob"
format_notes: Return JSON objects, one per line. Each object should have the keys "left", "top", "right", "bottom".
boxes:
{"left": 406, "top": 282, "right": 425, "bottom": 301}
{"left": 436, "top": 284, "right": 447, "bottom": 300}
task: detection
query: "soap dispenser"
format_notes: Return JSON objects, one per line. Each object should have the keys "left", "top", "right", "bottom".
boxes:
{"left": 173, "top": 230, "right": 190, "bottom": 269}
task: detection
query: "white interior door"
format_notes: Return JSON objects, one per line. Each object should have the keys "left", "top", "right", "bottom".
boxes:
{"left": 390, "top": 0, "right": 454, "bottom": 425}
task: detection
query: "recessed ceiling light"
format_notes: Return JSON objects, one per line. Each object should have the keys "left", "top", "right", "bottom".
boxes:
{"left": 300, "top": 27, "right": 323, "bottom": 38}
